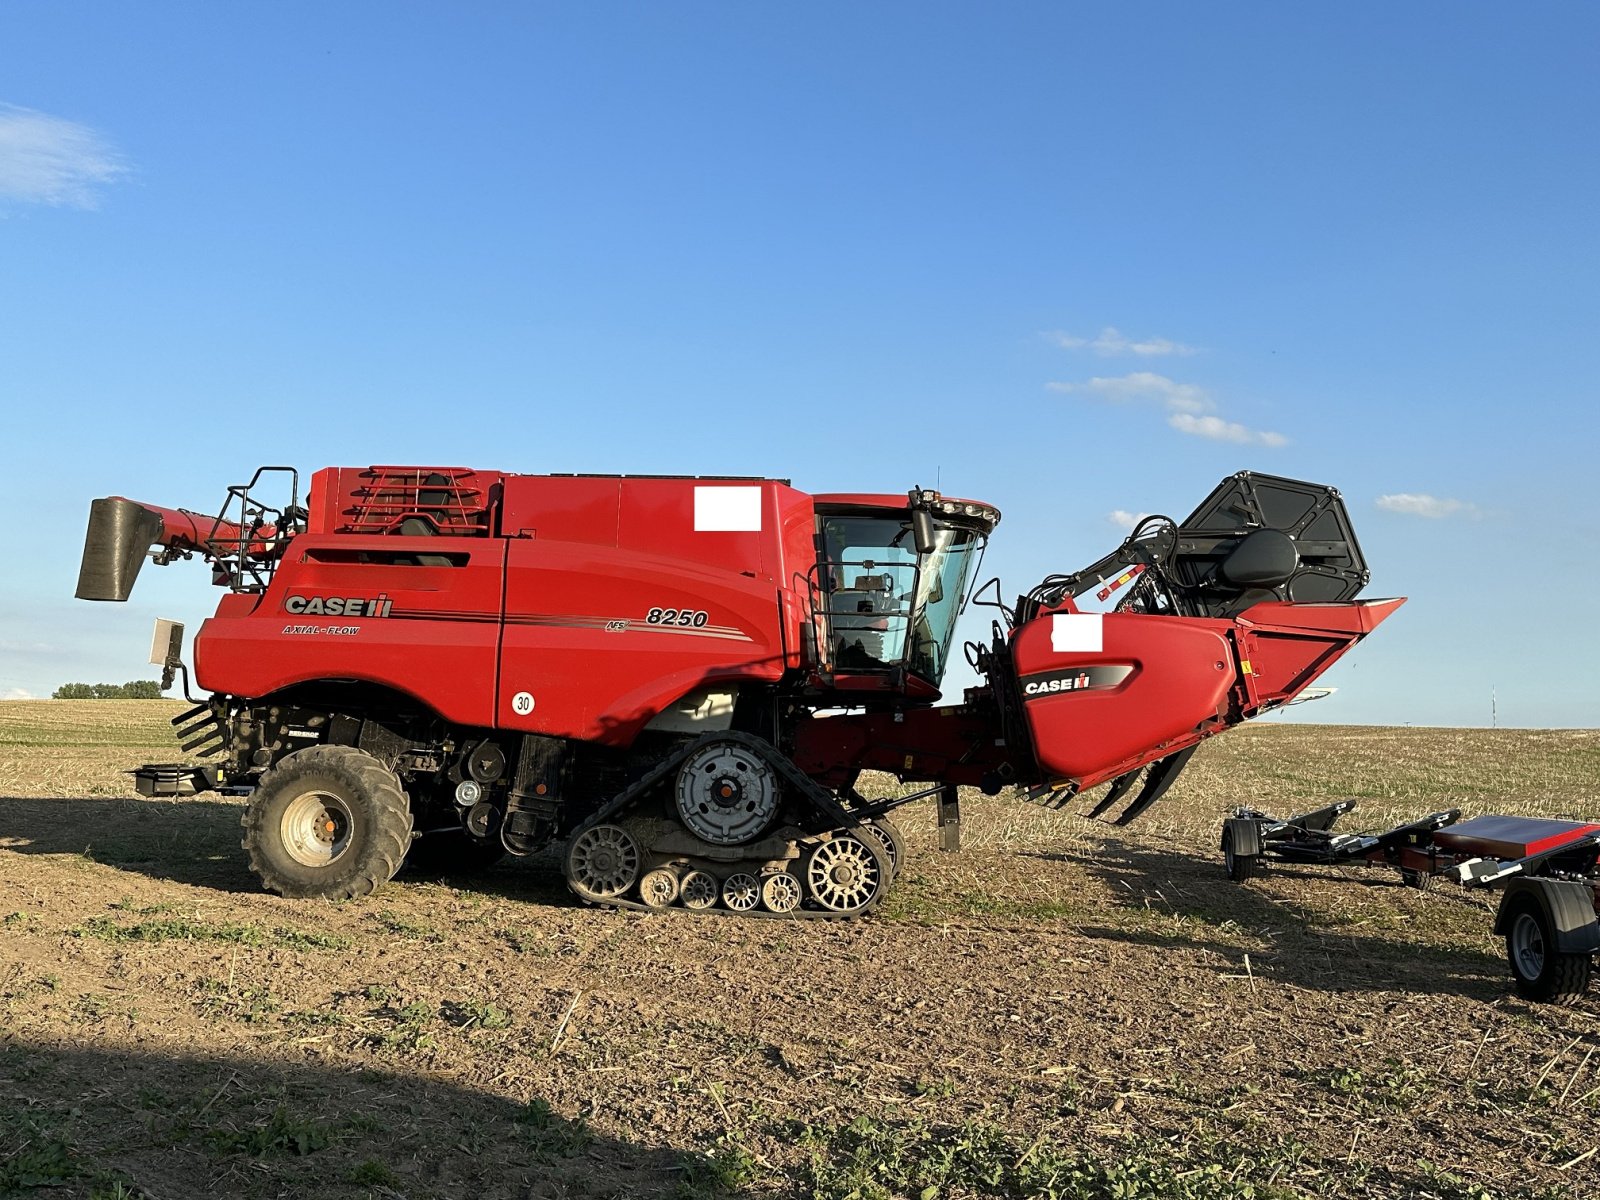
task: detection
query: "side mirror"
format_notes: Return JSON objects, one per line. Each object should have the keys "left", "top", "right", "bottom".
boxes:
{"left": 912, "top": 507, "right": 938, "bottom": 556}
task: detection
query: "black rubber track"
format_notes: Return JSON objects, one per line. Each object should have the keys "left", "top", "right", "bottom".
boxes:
{"left": 564, "top": 731, "right": 890, "bottom": 918}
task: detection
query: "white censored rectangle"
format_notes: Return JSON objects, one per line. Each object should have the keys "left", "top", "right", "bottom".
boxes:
{"left": 1051, "top": 612, "right": 1103, "bottom": 653}
{"left": 694, "top": 485, "right": 762, "bottom": 532}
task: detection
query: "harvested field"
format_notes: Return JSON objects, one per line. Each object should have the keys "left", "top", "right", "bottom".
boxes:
{"left": 3, "top": 700, "right": 1599, "bottom": 1199}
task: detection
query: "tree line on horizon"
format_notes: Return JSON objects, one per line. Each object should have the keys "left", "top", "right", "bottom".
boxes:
{"left": 52, "top": 681, "right": 166, "bottom": 699}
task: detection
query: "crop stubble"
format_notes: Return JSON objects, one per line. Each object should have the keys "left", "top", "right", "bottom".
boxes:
{"left": 2, "top": 701, "right": 1598, "bottom": 1199}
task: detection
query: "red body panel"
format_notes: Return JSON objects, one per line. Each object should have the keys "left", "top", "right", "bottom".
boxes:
{"left": 1431, "top": 816, "right": 1600, "bottom": 861}
{"left": 1231, "top": 598, "right": 1405, "bottom": 710}
{"left": 195, "top": 470, "right": 815, "bottom": 744}
{"left": 791, "top": 704, "right": 1008, "bottom": 789}
{"left": 195, "top": 535, "right": 508, "bottom": 727}
{"left": 1006, "top": 597, "right": 1403, "bottom": 791}
{"left": 1012, "top": 612, "right": 1236, "bottom": 786}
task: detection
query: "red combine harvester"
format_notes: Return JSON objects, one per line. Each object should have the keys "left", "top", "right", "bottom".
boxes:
{"left": 76, "top": 466, "right": 1397, "bottom": 919}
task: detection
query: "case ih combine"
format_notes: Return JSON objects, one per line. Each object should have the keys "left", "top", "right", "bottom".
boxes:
{"left": 76, "top": 466, "right": 1397, "bottom": 921}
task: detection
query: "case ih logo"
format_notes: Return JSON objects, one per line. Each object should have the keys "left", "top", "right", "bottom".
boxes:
{"left": 284, "top": 593, "right": 393, "bottom": 617}
{"left": 1021, "top": 665, "right": 1133, "bottom": 697}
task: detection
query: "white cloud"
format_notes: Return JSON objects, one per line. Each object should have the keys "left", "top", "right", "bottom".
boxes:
{"left": 2, "top": 688, "right": 34, "bottom": 700}
{"left": 0, "top": 104, "right": 129, "bottom": 208}
{"left": 1046, "top": 327, "right": 1197, "bottom": 357}
{"left": 1107, "top": 510, "right": 1150, "bottom": 531}
{"left": 1048, "top": 371, "right": 1212, "bottom": 414}
{"left": 1051, "top": 369, "right": 1288, "bottom": 448}
{"left": 1375, "top": 493, "right": 1472, "bottom": 519}
{"left": 1167, "top": 412, "right": 1289, "bottom": 447}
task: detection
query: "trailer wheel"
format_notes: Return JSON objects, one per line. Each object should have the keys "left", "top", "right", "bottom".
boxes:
{"left": 1221, "top": 826, "right": 1258, "bottom": 883}
{"left": 1400, "top": 868, "right": 1433, "bottom": 892}
{"left": 1503, "top": 896, "right": 1593, "bottom": 1005}
{"left": 241, "top": 746, "right": 412, "bottom": 900}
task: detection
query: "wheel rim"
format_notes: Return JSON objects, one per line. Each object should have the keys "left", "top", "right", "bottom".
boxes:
{"left": 760, "top": 872, "right": 801, "bottom": 914}
{"left": 1511, "top": 911, "right": 1546, "bottom": 980}
{"left": 722, "top": 872, "right": 760, "bottom": 912}
{"left": 806, "top": 835, "right": 882, "bottom": 912}
{"left": 639, "top": 868, "right": 680, "bottom": 909}
{"left": 568, "top": 825, "right": 641, "bottom": 899}
{"left": 680, "top": 870, "right": 718, "bottom": 910}
{"left": 281, "top": 789, "right": 355, "bottom": 867}
{"left": 675, "top": 743, "right": 779, "bottom": 846}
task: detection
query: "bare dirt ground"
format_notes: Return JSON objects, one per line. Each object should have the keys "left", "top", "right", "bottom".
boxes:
{"left": 3, "top": 701, "right": 1599, "bottom": 1199}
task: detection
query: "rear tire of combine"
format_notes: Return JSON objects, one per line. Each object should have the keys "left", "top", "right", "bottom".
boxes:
{"left": 1221, "top": 827, "right": 1258, "bottom": 883}
{"left": 242, "top": 746, "right": 412, "bottom": 901}
{"left": 1504, "top": 897, "right": 1592, "bottom": 1005}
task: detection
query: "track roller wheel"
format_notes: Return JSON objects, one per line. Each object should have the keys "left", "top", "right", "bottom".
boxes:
{"left": 241, "top": 745, "right": 412, "bottom": 901}
{"left": 565, "top": 824, "right": 641, "bottom": 903}
{"left": 679, "top": 870, "right": 719, "bottom": 911}
{"left": 721, "top": 872, "right": 760, "bottom": 912}
{"left": 1504, "top": 896, "right": 1592, "bottom": 1005}
{"left": 760, "top": 872, "right": 802, "bottom": 914}
{"left": 804, "top": 833, "right": 886, "bottom": 914}
{"left": 639, "top": 867, "right": 680, "bottom": 909}
{"left": 1220, "top": 826, "right": 1258, "bottom": 883}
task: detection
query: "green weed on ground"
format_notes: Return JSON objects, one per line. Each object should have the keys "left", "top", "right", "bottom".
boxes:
{"left": 794, "top": 1115, "right": 1309, "bottom": 1200}
{"left": 70, "top": 914, "right": 352, "bottom": 951}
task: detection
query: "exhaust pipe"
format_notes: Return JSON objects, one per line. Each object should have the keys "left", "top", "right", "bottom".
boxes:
{"left": 75, "top": 497, "right": 166, "bottom": 601}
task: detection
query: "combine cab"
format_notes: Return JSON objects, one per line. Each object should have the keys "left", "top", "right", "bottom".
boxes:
{"left": 76, "top": 466, "right": 1399, "bottom": 916}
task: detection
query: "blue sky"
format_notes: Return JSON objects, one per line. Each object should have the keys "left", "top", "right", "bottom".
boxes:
{"left": 2, "top": 3, "right": 1595, "bottom": 726}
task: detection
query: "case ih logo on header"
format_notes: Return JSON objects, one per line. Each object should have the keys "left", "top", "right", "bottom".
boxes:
{"left": 285, "top": 593, "right": 393, "bottom": 618}
{"left": 1020, "top": 664, "right": 1133, "bottom": 698}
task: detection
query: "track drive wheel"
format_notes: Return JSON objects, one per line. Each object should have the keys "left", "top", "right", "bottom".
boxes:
{"left": 565, "top": 825, "right": 642, "bottom": 903}
{"left": 241, "top": 745, "right": 412, "bottom": 900}
{"left": 1503, "top": 896, "right": 1593, "bottom": 1005}
{"left": 1221, "top": 826, "right": 1258, "bottom": 883}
